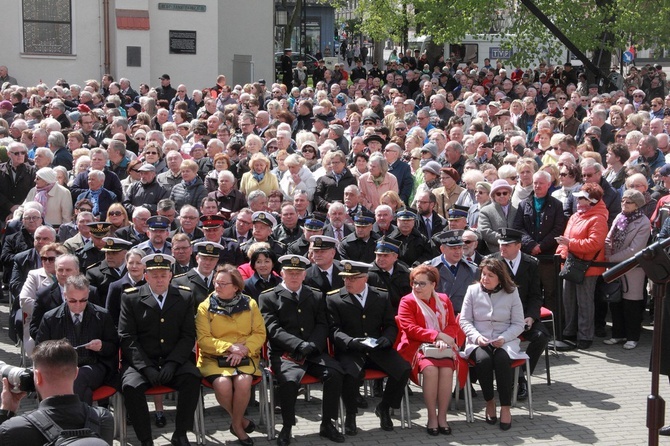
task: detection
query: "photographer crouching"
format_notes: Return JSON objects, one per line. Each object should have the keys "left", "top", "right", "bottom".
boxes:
{"left": 0, "top": 339, "right": 114, "bottom": 444}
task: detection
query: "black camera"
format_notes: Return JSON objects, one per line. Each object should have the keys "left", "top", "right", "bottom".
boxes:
{"left": 0, "top": 362, "right": 35, "bottom": 393}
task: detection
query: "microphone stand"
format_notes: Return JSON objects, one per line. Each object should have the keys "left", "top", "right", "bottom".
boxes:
{"left": 603, "top": 236, "right": 670, "bottom": 446}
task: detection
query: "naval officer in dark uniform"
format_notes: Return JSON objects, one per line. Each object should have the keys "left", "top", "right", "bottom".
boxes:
{"left": 286, "top": 216, "right": 326, "bottom": 257}
{"left": 86, "top": 237, "right": 133, "bottom": 305}
{"left": 75, "top": 222, "right": 112, "bottom": 272}
{"left": 337, "top": 213, "right": 380, "bottom": 263}
{"left": 240, "top": 211, "right": 286, "bottom": 261}
{"left": 118, "top": 253, "right": 201, "bottom": 446}
{"left": 387, "top": 209, "right": 433, "bottom": 266}
{"left": 326, "top": 260, "right": 411, "bottom": 435}
{"left": 192, "top": 215, "right": 244, "bottom": 266}
{"left": 366, "top": 237, "right": 412, "bottom": 311}
{"left": 258, "top": 254, "right": 345, "bottom": 446}
{"left": 304, "top": 235, "right": 344, "bottom": 295}
{"left": 172, "top": 241, "right": 223, "bottom": 309}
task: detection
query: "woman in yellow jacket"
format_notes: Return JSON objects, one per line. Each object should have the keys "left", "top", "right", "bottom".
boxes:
{"left": 196, "top": 264, "right": 266, "bottom": 446}
{"left": 239, "top": 153, "right": 280, "bottom": 198}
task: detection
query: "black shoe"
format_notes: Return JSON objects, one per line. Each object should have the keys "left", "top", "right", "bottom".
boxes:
{"left": 594, "top": 326, "right": 607, "bottom": 338}
{"left": 277, "top": 426, "right": 291, "bottom": 446}
{"left": 439, "top": 424, "right": 452, "bottom": 435}
{"left": 426, "top": 426, "right": 439, "bottom": 436}
{"left": 355, "top": 393, "right": 368, "bottom": 409}
{"left": 244, "top": 418, "right": 256, "bottom": 434}
{"left": 320, "top": 421, "right": 345, "bottom": 443}
{"left": 230, "top": 424, "right": 254, "bottom": 446}
{"left": 374, "top": 404, "right": 394, "bottom": 431}
{"left": 155, "top": 411, "right": 167, "bottom": 428}
{"left": 577, "top": 340, "right": 592, "bottom": 349}
{"left": 563, "top": 334, "right": 577, "bottom": 343}
{"left": 500, "top": 420, "right": 512, "bottom": 431}
{"left": 344, "top": 415, "right": 358, "bottom": 436}
{"left": 660, "top": 425, "right": 670, "bottom": 436}
{"left": 517, "top": 382, "right": 528, "bottom": 401}
{"left": 485, "top": 414, "right": 497, "bottom": 425}
{"left": 170, "top": 434, "right": 192, "bottom": 446}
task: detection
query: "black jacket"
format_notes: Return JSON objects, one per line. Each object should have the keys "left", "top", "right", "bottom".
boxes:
{"left": 30, "top": 283, "right": 99, "bottom": 341}
{"left": 313, "top": 168, "right": 358, "bottom": 212}
{"left": 0, "top": 162, "right": 35, "bottom": 220}
{"left": 513, "top": 192, "right": 566, "bottom": 255}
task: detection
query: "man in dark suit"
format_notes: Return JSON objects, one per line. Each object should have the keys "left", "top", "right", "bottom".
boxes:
{"left": 137, "top": 216, "right": 173, "bottom": 255}
{"left": 372, "top": 205, "right": 397, "bottom": 237}
{"left": 326, "top": 260, "right": 411, "bottom": 434}
{"left": 493, "top": 228, "right": 549, "bottom": 400}
{"left": 30, "top": 254, "right": 99, "bottom": 341}
{"left": 323, "top": 202, "right": 354, "bottom": 242}
{"left": 9, "top": 225, "right": 56, "bottom": 299}
{"left": 169, "top": 205, "right": 204, "bottom": 242}
{"left": 114, "top": 207, "right": 151, "bottom": 246}
{"left": 367, "top": 237, "right": 411, "bottom": 312}
{"left": 170, "top": 234, "right": 197, "bottom": 276}
{"left": 304, "top": 236, "right": 344, "bottom": 295}
{"left": 415, "top": 190, "right": 447, "bottom": 243}
{"left": 427, "top": 230, "right": 477, "bottom": 314}
{"left": 258, "top": 255, "right": 345, "bottom": 445}
{"left": 387, "top": 210, "right": 433, "bottom": 266}
{"left": 172, "top": 241, "right": 221, "bottom": 309}
{"left": 239, "top": 212, "right": 286, "bottom": 261}
{"left": 35, "top": 274, "right": 118, "bottom": 405}
{"left": 1, "top": 207, "right": 40, "bottom": 290}
{"left": 338, "top": 214, "right": 380, "bottom": 263}
{"left": 106, "top": 247, "right": 146, "bottom": 326}
{"left": 313, "top": 152, "right": 358, "bottom": 213}
{"left": 342, "top": 185, "right": 374, "bottom": 223}
{"left": 118, "top": 253, "right": 201, "bottom": 446}
{"left": 86, "top": 237, "right": 133, "bottom": 305}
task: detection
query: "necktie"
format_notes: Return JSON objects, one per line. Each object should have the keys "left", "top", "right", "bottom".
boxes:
{"left": 355, "top": 293, "right": 364, "bottom": 305}
{"left": 509, "top": 260, "right": 514, "bottom": 271}
{"left": 449, "top": 264, "right": 458, "bottom": 276}
{"left": 321, "top": 270, "right": 330, "bottom": 286}
{"left": 157, "top": 294, "right": 164, "bottom": 306}
{"left": 74, "top": 314, "right": 82, "bottom": 336}
{"left": 425, "top": 218, "right": 432, "bottom": 238}
{"left": 335, "top": 228, "right": 343, "bottom": 241}
{"left": 291, "top": 291, "right": 298, "bottom": 301}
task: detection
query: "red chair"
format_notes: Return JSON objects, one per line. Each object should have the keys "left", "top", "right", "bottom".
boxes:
{"left": 362, "top": 368, "right": 412, "bottom": 429}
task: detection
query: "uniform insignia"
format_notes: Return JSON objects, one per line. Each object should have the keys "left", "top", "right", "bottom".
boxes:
{"left": 291, "top": 256, "right": 300, "bottom": 266}
{"left": 205, "top": 244, "right": 214, "bottom": 253}
{"left": 343, "top": 263, "right": 352, "bottom": 272}
{"left": 178, "top": 285, "right": 191, "bottom": 291}
{"left": 327, "top": 288, "right": 341, "bottom": 295}
{"left": 173, "top": 273, "right": 187, "bottom": 278}
{"left": 154, "top": 254, "right": 164, "bottom": 263}
{"left": 86, "top": 261, "right": 101, "bottom": 270}
{"left": 106, "top": 239, "right": 114, "bottom": 246}
{"left": 124, "top": 287, "right": 138, "bottom": 293}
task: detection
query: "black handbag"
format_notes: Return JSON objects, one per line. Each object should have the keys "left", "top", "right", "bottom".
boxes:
{"left": 597, "top": 276, "right": 626, "bottom": 303}
{"left": 559, "top": 251, "right": 599, "bottom": 284}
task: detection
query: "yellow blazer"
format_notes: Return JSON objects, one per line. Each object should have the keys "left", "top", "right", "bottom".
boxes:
{"left": 195, "top": 295, "right": 266, "bottom": 377}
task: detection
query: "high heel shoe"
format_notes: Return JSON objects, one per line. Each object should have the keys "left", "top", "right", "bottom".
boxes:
{"left": 426, "top": 426, "right": 439, "bottom": 436}
{"left": 500, "top": 420, "right": 512, "bottom": 431}
{"left": 438, "top": 424, "right": 452, "bottom": 435}
{"left": 485, "top": 414, "right": 497, "bottom": 425}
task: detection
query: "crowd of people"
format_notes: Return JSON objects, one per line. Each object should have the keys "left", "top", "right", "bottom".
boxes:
{"left": 2, "top": 50, "right": 670, "bottom": 443}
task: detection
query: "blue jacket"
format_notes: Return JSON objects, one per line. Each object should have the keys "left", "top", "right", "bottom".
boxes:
{"left": 388, "top": 159, "right": 414, "bottom": 206}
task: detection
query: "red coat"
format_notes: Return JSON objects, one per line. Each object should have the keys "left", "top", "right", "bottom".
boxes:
{"left": 556, "top": 199, "right": 609, "bottom": 276}
{"left": 395, "top": 292, "right": 465, "bottom": 384}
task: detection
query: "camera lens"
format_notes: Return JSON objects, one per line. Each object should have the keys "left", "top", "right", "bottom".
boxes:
{"left": 0, "top": 361, "right": 35, "bottom": 393}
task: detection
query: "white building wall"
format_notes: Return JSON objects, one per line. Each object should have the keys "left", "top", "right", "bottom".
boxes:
{"left": 0, "top": 0, "right": 273, "bottom": 91}
{"left": 0, "top": 0, "right": 104, "bottom": 87}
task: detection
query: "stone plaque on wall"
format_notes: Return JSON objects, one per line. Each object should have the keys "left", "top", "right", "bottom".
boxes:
{"left": 169, "top": 30, "right": 196, "bottom": 54}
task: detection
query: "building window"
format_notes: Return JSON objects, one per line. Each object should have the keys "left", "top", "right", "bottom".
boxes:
{"left": 22, "top": 0, "right": 72, "bottom": 55}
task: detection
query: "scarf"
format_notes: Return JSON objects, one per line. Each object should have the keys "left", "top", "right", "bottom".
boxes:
{"left": 35, "top": 182, "right": 55, "bottom": 210}
{"left": 533, "top": 195, "right": 546, "bottom": 227}
{"left": 89, "top": 188, "right": 103, "bottom": 216}
{"left": 252, "top": 171, "right": 265, "bottom": 183}
{"left": 611, "top": 208, "right": 644, "bottom": 252}
{"left": 425, "top": 177, "right": 441, "bottom": 190}
{"left": 372, "top": 174, "right": 385, "bottom": 187}
{"left": 413, "top": 291, "right": 447, "bottom": 331}
{"left": 480, "top": 283, "right": 503, "bottom": 296}
{"left": 208, "top": 291, "right": 250, "bottom": 317}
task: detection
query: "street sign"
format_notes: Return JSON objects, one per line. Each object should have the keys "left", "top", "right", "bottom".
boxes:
{"left": 622, "top": 51, "right": 634, "bottom": 63}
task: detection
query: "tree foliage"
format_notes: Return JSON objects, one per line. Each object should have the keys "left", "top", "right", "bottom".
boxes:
{"left": 343, "top": 0, "right": 670, "bottom": 67}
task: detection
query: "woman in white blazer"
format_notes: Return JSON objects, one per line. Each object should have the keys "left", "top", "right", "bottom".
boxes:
{"left": 460, "top": 257, "right": 526, "bottom": 431}
{"left": 23, "top": 167, "right": 73, "bottom": 227}
{"left": 18, "top": 243, "right": 66, "bottom": 356}
{"left": 279, "top": 154, "right": 316, "bottom": 206}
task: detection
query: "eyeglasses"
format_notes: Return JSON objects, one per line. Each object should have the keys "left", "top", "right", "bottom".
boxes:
{"left": 495, "top": 191, "right": 509, "bottom": 196}
{"left": 67, "top": 298, "right": 89, "bottom": 304}
{"left": 130, "top": 168, "right": 141, "bottom": 173}
{"left": 634, "top": 94, "right": 644, "bottom": 97}
{"left": 108, "top": 211, "right": 123, "bottom": 217}
{"left": 77, "top": 208, "right": 93, "bottom": 212}
{"left": 9, "top": 151, "right": 26, "bottom": 155}
{"left": 616, "top": 134, "right": 627, "bottom": 139}
{"left": 412, "top": 281, "right": 430, "bottom": 288}
{"left": 463, "top": 240, "right": 476, "bottom": 244}
{"left": 621, "top": 200, "right": 635, "bottom": 204}
{"left": 559, "top": 172, "right": 571, "bottom": 177}
{"left": 172, "top": 246, "right": 191, "bottom": 251}
{"left": 41, "top": 256, "right": 57, "bottom": 263}
{"left": 395, "top": 127, "right": 407, "bottom": 131}
{"left": 476, "top": 190, "right": 489, "bottom": 195}
{"left": 23, "top": 216, "right": 41, "bottom": 221}
{"left": 582, "top": 172, "right": 596, "bottom": 178}
{"left": 144, "top": 151, "right": 158, "bottom": 155}
{"left": 411, "top": 157, "right": 420, "bottom": 161}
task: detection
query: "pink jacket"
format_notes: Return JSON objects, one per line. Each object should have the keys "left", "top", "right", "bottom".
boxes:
{"left": 358, "top": 172, "right": 399, "bottom": 211}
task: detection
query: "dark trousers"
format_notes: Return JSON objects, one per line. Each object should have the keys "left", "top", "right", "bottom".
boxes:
{"left": 277, "top": 363, "right": 343, "bottom": 426}
{"left": 122, "top": 371, "right": 201, "bottom": 442}
{"left": 471, "top": 346, "right": 513, "bottom": 406}
{"left": 610, "top": 299, "right": 645, "bottom": 341}
{"left": 594, "top": 288, "right": 608, "bottom": 331}
{"left": 74, "top": 363, "right": 107, "bottom": 405}
{"left": 523, "top": 321, "right": 550, "bottom": 376}
{"left": 341, "top": 360, "right": 410, "bottom": 415}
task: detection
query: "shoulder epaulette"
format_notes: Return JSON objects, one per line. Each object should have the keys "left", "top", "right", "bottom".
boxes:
{"left": 259, "top": 288, "right": 276, "bottom": 296}
{"left": 327, "top": 288, "right": 342, "bottom": 295}
{"left": 178, "top": 285, "right": 191, "bottom": 291}
{"left": 173, "top": 273, "right": 187, "bottom": 278}
{"left": 371, "top": 286, "right": 388, "bottom": 293}
{"left": 86, "top": 261, "right": 101, "bottom": 270}
{"left": 222, "top": 237, "right": 237, "bottom": 243}
{"left": 123, "top": 287, "right": 138, "bottom": 293}
{"left": 306, "top": 285, "right": 321, "bottom": 293}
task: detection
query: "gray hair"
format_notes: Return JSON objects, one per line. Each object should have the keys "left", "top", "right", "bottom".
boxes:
{"left": 369, "top": 153, "right": 388, "bottom": 176}
{"left": 375, "top": 204, "right": 393, "bottom": 215}
{"left": 126, "top": 248, "right": 146, "bottom": 262}
{"left": 56, "top": 253, "right": 79, "bottom": 268}
{"left": 64, "top": 274, "right": 90, "bottom": 292}
{"left": 533, "top": 170, "right": 552, "bottom": 183}
{"left": 108, "top": 139, "right": 126, "bottom": 157}
{"left": 112, "top": 116, "right": 129, "bottom": 131}
{"left": 328, "top": 201, "right": 346, "bottom": 215}
{"left": 580, "top": 157, "right": 603, "bottom": 173}
{"left": 90, "top": 147, "right": 109, "bottom": 160}
{"left": 284, "top": 153, "right": 306, "bottom": 167}
{"left": 247, "top": 189, "right": 267, "bottom": 204}
{"left": 36, "top": 225, "right": 57, "bottom": 240}
{"left": 218, "top": 170, "right": 235, "bottom": 183}
{"left": 88, "top": 169, "right": 105, "bottom": 181}
{"left": 47, "top": 131, "right": 66, "bottom": 149}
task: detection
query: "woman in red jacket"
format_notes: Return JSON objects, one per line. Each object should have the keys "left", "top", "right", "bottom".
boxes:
{"left": 556, "top": 182, "right": 609, "bottom": 350}
{"left": 396, "top": 264, "right": 462, "bottom": 436}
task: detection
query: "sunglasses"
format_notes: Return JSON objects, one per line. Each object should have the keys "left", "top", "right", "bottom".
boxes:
{"left": 559, "top": 172, "right": 571, "bottom": 177}
{"left": 463, "top": 240, "right": 476, "bottom": 244}
{"left": 41, "top": 256, "right": 57, "bottom": 263}
{"left": 495, "top": 191, "right": 510, "bottom": 196}
{"left": 144, "top": 151, "right": 158, "bottom": 155}
{"left": 108, "top": 211, "right": 123, "bottom": 216}
{"left": 77, "top": 208, "right": 93, "bottom": 212}
{"left": 10, "top": 151, "right": 27, "bottom": 155}
{"left": 67, "top": 298, "right": 89, "bottom": 304}
{"left": 130, "top": 168, "right": 141, "bottom": 173}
